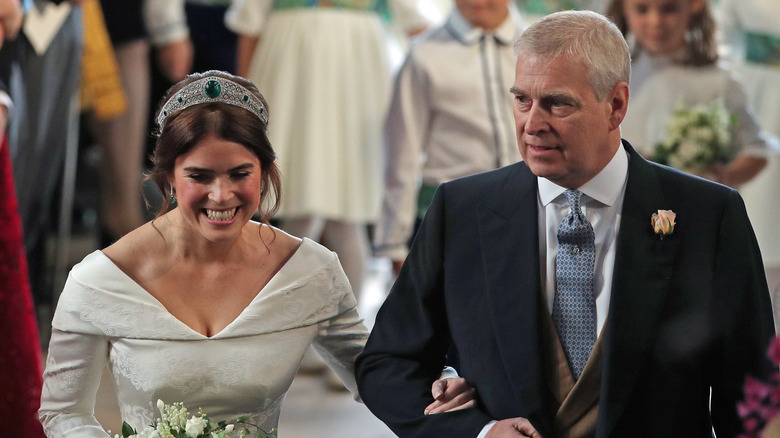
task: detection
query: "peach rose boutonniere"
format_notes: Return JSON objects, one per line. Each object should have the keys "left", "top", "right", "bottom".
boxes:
{"left": 651, "top": 210, "right": 676, "bottom": 239}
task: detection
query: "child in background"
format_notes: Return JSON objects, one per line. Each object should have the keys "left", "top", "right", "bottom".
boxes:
{"left": 716, "top": 0, "right": 780, "bottom": 299}
{"left": 606, "top": 0, "right": 770, "bottom": 188}
{"left": 374, "top": 0, "right": 523, "bottom": 276}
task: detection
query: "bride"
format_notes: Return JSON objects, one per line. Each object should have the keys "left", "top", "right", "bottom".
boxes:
{"left": 39, "top": 71, "right": 474, "bottom": 437}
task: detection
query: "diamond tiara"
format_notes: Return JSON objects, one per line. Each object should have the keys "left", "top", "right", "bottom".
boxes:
{"left": 156, "top": 76, "right": 269, "bottom": 130}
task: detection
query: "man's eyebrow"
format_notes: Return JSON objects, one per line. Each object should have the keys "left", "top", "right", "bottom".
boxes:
{"left": 509, "top": 87, "right": 577, "bottom": 104}
{"left": 543, "top": 91, "right": 576, "bottom": 100}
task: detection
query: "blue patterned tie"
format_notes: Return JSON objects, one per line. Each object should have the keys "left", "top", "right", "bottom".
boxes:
{"left": 552, "top": 189, "right": 596, "bottom": 380}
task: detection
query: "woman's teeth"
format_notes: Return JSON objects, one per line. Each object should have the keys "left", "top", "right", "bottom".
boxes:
{"left": 206, "top": 208, "right": 237, "bottom": 221}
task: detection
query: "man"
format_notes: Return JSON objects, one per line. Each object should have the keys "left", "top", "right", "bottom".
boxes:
{"left": 356, "top": 10, "right": 774, "bottom": 438}
{"left": 373, "top": 0, "right": 522, "bottom": 276}
{"left": 7, "top": 0, "right": 82, "bottom": 310}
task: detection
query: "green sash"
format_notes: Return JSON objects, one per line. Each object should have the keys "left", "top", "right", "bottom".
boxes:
{"left": 273, "top": 0, "right": 380, "bottom": 12}
{"left": 746, "top": 31, "right": 780, "bottom": 66}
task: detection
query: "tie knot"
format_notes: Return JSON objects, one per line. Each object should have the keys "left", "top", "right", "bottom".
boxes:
{"left": 564, "top": 189, "right": 583, "bottom": 212}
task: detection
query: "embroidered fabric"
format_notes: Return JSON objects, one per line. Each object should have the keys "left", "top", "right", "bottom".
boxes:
{"left": 39, "top": 238, "right": 367, "bottom": 437}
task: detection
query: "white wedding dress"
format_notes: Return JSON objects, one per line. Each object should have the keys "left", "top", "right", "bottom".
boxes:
{"left": 39, "top": 238, "right": 367, "bottom": 437}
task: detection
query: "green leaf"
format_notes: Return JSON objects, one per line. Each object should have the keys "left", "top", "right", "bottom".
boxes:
{"left": 122, "top": 421, "right": 136, "bottom": 437}
{"left": 236, "top": 415, "right": 250, "bottom": 422}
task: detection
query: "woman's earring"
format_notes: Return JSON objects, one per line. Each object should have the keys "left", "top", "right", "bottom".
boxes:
{"left": 169, "top": 186, "right": 176, "bottom": 204}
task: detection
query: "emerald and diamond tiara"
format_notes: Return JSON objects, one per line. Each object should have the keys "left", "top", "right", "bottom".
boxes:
{"left": 156, "top": 76, "right": 269, "bottom": 130}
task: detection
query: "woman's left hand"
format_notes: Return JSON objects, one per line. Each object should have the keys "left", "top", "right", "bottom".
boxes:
{"left": 424, "top": 377, "right": 477, "bottom": 415}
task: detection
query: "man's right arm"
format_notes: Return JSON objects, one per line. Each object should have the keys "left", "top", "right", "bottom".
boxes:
{"left": 357, "top": 185, "right": 495, "bottom": 437}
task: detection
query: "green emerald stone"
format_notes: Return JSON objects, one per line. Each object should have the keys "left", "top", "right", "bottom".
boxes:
{"left": 242, "top": 95, "right": 249, "bottom": 102}
{"left": 177, "top": 96, "right": 183, "bottom": 103}
{"left": 204, "top": 80, "right": 221, "bottom": 98}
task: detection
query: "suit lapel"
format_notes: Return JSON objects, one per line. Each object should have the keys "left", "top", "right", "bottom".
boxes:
{"left": 477, "top": 163, "right": 553, "bottom": 427}
{"left": 598, "top": 142, "right": 681, "bottom": 437}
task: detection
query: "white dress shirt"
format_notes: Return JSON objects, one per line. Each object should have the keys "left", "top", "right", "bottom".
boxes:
{"left": 538, "top": 142, "right": 628, "bottom": 336}
{"left": 477, "top": 142, "right": 628, "bottom": 438}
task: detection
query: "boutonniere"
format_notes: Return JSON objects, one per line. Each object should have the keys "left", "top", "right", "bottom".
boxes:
{"left": 651, "top": 210, "right": 676, "bottom": 239}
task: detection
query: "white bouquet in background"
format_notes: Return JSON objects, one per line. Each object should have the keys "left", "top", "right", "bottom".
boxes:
{"left": 651, "top": 99, "right": 736, "bottom": 175}
{"left": 111, "top": 400, "right": 276, "bottom": 438}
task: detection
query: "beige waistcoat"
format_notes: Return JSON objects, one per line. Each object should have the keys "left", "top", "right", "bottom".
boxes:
{"left": 540, "top": 305, "right": 606, "bottom": 438}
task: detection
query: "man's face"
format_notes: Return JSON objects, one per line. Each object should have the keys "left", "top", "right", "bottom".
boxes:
{"left": 455, "top": 0, "right": 510, "bottom": 30}
{"left": 511, "top": 54, "right": 625, "bottom": 189}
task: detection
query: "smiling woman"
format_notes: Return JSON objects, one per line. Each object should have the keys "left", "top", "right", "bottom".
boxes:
{"left": 37, "top": 70, "right": 476, "bottom": 438}
{"left": 169, "top": 134, "right": 263, "bottom": 242}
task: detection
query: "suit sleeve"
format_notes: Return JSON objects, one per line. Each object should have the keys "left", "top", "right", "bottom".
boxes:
{"left": 356, "top": 184, "right": 494, "bottom": 438}
{"left": 710, "top": 189, "right": 775, "bottom": 435}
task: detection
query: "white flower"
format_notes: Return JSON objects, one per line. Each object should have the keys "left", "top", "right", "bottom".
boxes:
{"left": 652, "top": 99, "right": 734, "bottom": 173}
{"left": 185, "top": 416, "right": 208, "bottom": 437}
{"left": 225, "top": 424, "right": 234, "bottom": 433}
{"left": 135, "top": 427, "right": 162, "bottom": 438}
{"left": 677, "top": 139, "right": 700, "bottom": 163}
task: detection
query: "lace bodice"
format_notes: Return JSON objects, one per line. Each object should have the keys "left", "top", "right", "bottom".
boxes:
{"left": 39, "top": 238, "right": 367, "bottom": 437}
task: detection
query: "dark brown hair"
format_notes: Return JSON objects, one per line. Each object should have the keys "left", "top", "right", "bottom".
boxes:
{"left": 147, "top": 70, "right": 281, "bottom": 225}
{"left": 605, "top": 0, "right": 718, "bottom": 67}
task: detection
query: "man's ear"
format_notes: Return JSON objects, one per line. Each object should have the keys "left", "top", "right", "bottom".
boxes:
{"left": 607, "top": 81, "right": 629, "bottom": 132}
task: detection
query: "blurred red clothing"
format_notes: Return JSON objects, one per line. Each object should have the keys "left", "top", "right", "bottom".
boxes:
{"left": 0, "top": 136, "right": 46, "bottom": 437}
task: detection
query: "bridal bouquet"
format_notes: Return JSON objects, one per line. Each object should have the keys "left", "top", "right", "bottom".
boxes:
{"left": 738, "top": 336, "right": 780, "bottom": 437}
{"left": 651, "top": 99, "right": 736, "bottom": 176}
{"left": 111, "top": 400, "right": 277, "bottom": 438}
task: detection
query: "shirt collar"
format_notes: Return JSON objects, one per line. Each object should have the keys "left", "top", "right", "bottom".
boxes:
{"left": 538, "top": 141, "right": 628, "bottom": 207}
{"left": 445, "top": 7, "right": 520, "bottom": 46}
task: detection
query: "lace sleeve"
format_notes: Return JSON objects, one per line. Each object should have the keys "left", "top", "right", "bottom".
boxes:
{"left": 310, "top": 261, "right": 369, "bottom": 399}
{"left": 39, "top": 329, "right": 111, "bottom": 438}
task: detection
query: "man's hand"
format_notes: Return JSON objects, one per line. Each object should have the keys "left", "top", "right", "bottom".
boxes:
{"left": 485, "top": 418, "right": 542, "bottom": 438}
{"left": 424, "top": 377, "right": 477, "bottom": 415}
{"left": 0, "top": 0, "right": 22, "bottom": 49}
{"left": 156, "top": 38, "right": 193, "bottom": 83}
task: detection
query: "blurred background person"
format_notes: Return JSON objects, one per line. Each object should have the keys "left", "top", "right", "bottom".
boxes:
{"left": 716, "top": 0, "right": 780, "bottom": 287}
{"left": 606, "top": 0, "right": 771, "bottom": 187}
{"left": 224, "top": 0, "right": 433, "bottom": 380}
{"left": 144, "top": 0, "right": 237, "bottom": 81}
{"left": 7, "top": 0, "right": 83, "bottom": 332}
{"left": 374, "top": 0, "right": 523, "bottom": 275}
{"left": 91, "top": 0, "right": 149, "bottom": 247}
